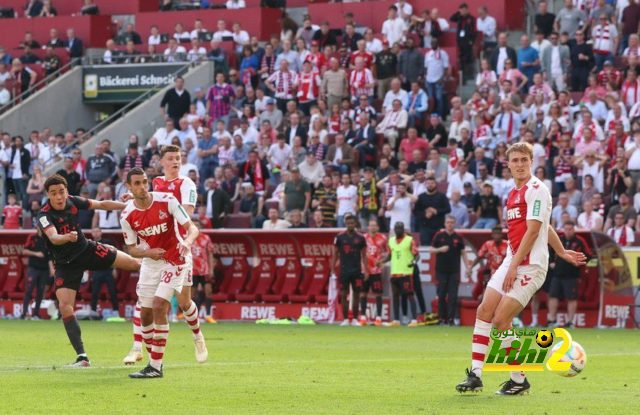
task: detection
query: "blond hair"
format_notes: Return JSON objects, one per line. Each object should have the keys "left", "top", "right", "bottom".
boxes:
{"left": 506, "top": 142, "right": 534, "bottom": 162}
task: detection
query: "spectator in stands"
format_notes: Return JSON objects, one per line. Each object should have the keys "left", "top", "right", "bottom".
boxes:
{"left": 621, "top": 1, "right": 640, "bottom": 53}
{"left": 399, "top": 127, "right": 429, "bottom": 163}
{"left": 322, "top": 58, "right": 348, "bottom": 110}
{"left": 450, "top": 3, "right": 477, "bottom": 78}
{"left": 41, "top": 45, "right": 60, "bottom": 76}
{"left": 206, "top": 72, "right": 236, "bottom": 127}
{"left": 121, "top": 41, "right": 141, "bottom": 64}
{"left": 91, "top": 187, "right": 120, "bottom": 229}
{"left": 376, "top": 99, "right": 408, "bottom": 152}
{"left": 283, "top": 166, "right": 311, "bottom": 221}
{"left": 555, "top": 0, "right": 587, "bottom": 39}
{"left": 0, "top": 81, "right": 9, "bottom": 106}
{"left": 188, "top": 38, "right": 207, "bottom": 63}
{"left": 56, "top": 155, "right": 81, "bottom": 196}
{"left": 25, "top": 0, "right": 43, "bottom": 18}
{"left": 414, "top": 176, "right": 451, "bottom": 244}
{"left": 148, "top": 25, "right": 161, "bottom": 45}
{"left": 448, "top": 108, "right": 471, "bottom": 142}
{"left": 10, "top": 59, "right": 37, "bottom": 96}
{"left": 426, "top": 148, "right": 448, "bottom": 182}
{"left": 226, "top": 0, "right": 246, "bottom": 9}
{"left": 152, "top": 119, "right": 179, "bottom": 147}
{"left": 571, "top": 30, "right": 595, "bottom": 91}
{"left": 477, "top": 7, "right": 497, "bottom": 54}
{"left": 605, "top": 192, "right": 636, "bottom": 230}
{"left": 375, "top": 40, "right": 397, "bottom": 101}
{"left": 118, "top": 23, "right": 142, "bottom": 45}
{"left": 0, "top": 47, "right": 12, "bottom": 67}
{"left": 45, "top": 28, "right": 65, "bottom": 48}
{"left": 552, "top": 192, "right": 579, "bottom": 229}
{"left": 198, "top": 126, "right": 219, "bottom": 179}
{"left": 239, "top": 184, "right": 265, "bottom": 228}
{"left": 38, "top": 0, "right": 56, "bottom": 17}
{"left": 10, "top": 136, "right": 30, "bottom": 208}
{"left": 102, "top": 39, "right": 120, "bottom": 64}
{"left": 325, "top": 133, "right": 354, "bottom": 175}
{"left": 343, "top": 23, "right": 363, "bottom": 53}
{"left": 609, "top": 155, "right": 632, "bottom": 204}
{"left": 310, "top": 209, "right": 330, "bottom": 228}
{"left": 531, "top": 30, "right": 551, "bottom": 55}
{"left": 65, "top": 28, "right": 84, "bottom": 60}
{"left": 26, "top": 164, "right": 45, "bottom": 204}
{"left": 164, "top": 38, "right": 187, "bottom": 62}
{"left": 424, "top": 39, "right": 450, "bottom": 119}
{"left": 312, "top": 22, "right": 337, "bottom": 50}
{"left": 398, "top": 38, "right": 423, "bottom": 91}
{"left": 469, "top": 147, "right": 493, "bottom": 178}
{"left": 173, "top": 23, "right": 190, "bottom": 42}
{"left": 363, "top": 29, "right": 382, "bottom": 55}
{"left": 541, "top": 32, "right": 570, "bottom": 92}
{"left": 20, "top": 32, "right": 39, "bottom": 49}
{"left": 19, "top": 46, "right": 39, "bottom": 64}
{"left": 119, "top": 143, "right": 148, "bottom": 181}
{"left": 298, "top": 152, "right": 324, "bottom": 188}
{"left": 472, "top": 181, "right": 503, "bottom": 229}
{"left": 263, "top": 207, "right": 291, "bottom": 229}
{"left": 2, "top": 193, "right": 23, "bottom": 229}
{"left": 78, "top": 0, "right": 99, "bottom": 15}
{"left": 205, "top": 176, "right": 232, "bottom": 228}
{"left": 577, "top": 200, "right": 603, "bottom": 230}
{"left": 85, "top": 143, "right": 115, "bottom": 198}
{"left": 213, "top": 19, "right": 232, "bottom": 43}
{"left": 449, "top": 189, "right": 470, "bottom": 228}
{"left": 490, "top": 32, "right": 516, "bottom": 77}
{"left": 312, "top": 175, "right": 337, "bottom": 226}
{"left": 296, "top": 17, "right": 318, "bottom": 47}
{"left": 382, "top": 6, "right": 407, "bottom": 48}
{"left": 349, "top": 56, "right": 375, "bottom": 106}
{"left": 535, "top": 1, "right": 556, "bottom": 37}
{"left": 592, "top": 14, "right": 619, "bottom": 70}
{"left": 517, "top": 35, "right": 540, "bottom": 89}
{"left": 240, "top": 150, "right": 270, "bottom": 195}
{"left": 608, "top": 212, "right": 635, "bottom": 246}
{"left": 266, "top": 59, "right": 298, "bottom": 114}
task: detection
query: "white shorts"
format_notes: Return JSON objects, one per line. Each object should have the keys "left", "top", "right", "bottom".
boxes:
{"left": 486, "top": 258, "right": 547, "bottom": 308}
{"left": 136, "top": 259, "right": 187, "bottom": 308}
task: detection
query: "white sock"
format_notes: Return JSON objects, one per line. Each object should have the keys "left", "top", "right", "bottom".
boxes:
{"left": 471, "top": 318, "right": 492, "bottom": 379}
{"left": 531, "top": 313, "right": 538, "bottom": 326}
{"left": 502, "top": 330, "right": 526, "bottom": 384}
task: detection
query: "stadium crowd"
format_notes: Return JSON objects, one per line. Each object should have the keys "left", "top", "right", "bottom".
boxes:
{"left": 1, "top": 1, "right": 640, "bottom": 247}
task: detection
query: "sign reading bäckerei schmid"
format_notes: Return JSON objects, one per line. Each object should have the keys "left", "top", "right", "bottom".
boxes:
{"left": 82, "top": 63, "right": 188, "bottom": 103}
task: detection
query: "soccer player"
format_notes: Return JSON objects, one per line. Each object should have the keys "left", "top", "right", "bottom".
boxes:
{"left": 456, "top": 142, "right": 586, "bottom": 395}
{"left": 331, "top": 213, "right": 369, "bottom": 326}
{"left": 120, "top": 168, "right": 199, "bottom": 378}
{"left": 385, "top": 221, "right": 420, "bottom": 327}
{"left": 467, "top": 226, "right": 508, "bottom": 282}
{"left": 20, "top": 228, "right": 53, "bottom": 320}
{"left": 360, "top": 219, "right": 388, "bottom": 326}
{"left": 123, "top": 145, "right": 208, "bottom": 365}
{"left": 37, "top": 174, "right": 141, "bottom": 367}
{"left": 190, "top": 219, "right": 215, "bottom": 321}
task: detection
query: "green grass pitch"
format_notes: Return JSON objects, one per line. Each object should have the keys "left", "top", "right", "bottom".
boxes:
{"left": 0, "top": 321, "right": 638, "bottom": 414}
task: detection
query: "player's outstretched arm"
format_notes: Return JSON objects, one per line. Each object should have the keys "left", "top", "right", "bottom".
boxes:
{"left": 90, "top": 199, "right": 127, "bottom": 211}
{"left": 126, "top": 244, "right": 166, "bottom": 261}
{"left": 547, "top": 225, "right": 587, "bottom": 267}
{"left": 44, "top": 227, "right": 77, "bottom": 246}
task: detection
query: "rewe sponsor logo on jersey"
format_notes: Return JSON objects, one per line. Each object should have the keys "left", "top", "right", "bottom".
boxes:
{"left": 138, "top": 222, "right": 169, "bottom": 237}
{"left": 507, "top": 208, "right": 522, "bottom": 220}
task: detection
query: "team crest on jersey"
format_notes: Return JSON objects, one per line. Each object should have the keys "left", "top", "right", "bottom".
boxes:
{"left": 514, "top": 194, "right": 521, "bottom": 204}
{"left": 159, "top": 210, "right": 168, "bottom": 220}
{"left": 134, "top": 221, "right": 140, "bottom": 227}
{"left": 168, "top": 182, "right": 176, "bottom": 190}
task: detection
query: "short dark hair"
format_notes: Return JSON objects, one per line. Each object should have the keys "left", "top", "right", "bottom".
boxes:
{"left": 492, "top": 225, "right": 503, "bottom": 233}
{"left": 44, "top": 174, "right": 68, "bottom": 192}
{"left": 564, "top": 220, "right": 575, "bottom": 227}
{"left": 126, "top": 167, "right": 146, "bottom": 184}
{"left": 160, "top": 144, "right": 181, "bottom": 158}
{"left": 426, "top": 176, "right": 437, "bottom": 182}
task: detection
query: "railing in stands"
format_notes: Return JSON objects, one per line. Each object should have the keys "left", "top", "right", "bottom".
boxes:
{"left": 41, "top": 57, "right": 200, "bottom": 173}
{"left": 0, "top": 58, "right": 81, "bottom": 114}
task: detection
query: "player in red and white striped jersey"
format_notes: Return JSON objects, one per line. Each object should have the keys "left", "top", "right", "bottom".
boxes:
{"left": 123, "top": 145, "right": 207, "bottom": 366}
{"left": 456, "top": 142, "right": 586, "bottom": 396}
{"left": 120, "top": 168, "right": 199, "bottom": 379}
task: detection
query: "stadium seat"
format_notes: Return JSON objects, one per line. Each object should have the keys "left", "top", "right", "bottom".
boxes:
{"left": 236, "top": 259, "right": 276, "bottom": 302}
{"left": 232, "top": 200, "right": 241, "bottom": 214}
{"left": 226, "top": 214, "right": 251, "bottom": 229}
{"left": 265, "top": 200, "right": 279, "bottom": 213}
{"left": 211, "top": 259, "right": 249, "bottom": 302}
{"left": 289, "top": 259, "right": 330, "bottom": 303}
{"left": 436, "top": 182, "right": 448, "bottom": 194}
{"left": 262, "top": 260, "right": 302, "bottom": 303}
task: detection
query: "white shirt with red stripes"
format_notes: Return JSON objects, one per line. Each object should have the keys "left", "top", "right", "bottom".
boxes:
{"left": 267, "top": 70, "right": 299, "bottom": 100}
{"left": 349, "top": 68, "right": 375, "bottom": 99}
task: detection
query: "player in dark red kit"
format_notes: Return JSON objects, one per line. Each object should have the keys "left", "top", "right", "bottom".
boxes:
{"left": 190, "top": 219, "right": 215, "bottom": 321}
{"left": 37, "top": 175, "right": 141, "bottom": 367}
{"left": 331, "top": 214, "right": 370, "bottom": 326}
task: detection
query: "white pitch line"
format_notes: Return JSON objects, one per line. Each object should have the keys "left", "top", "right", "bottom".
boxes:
{"left": 0, "top": 352, "right": 639, "bottom": 374}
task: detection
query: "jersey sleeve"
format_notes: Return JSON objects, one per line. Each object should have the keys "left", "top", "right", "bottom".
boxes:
{"left": 36, "top": 211, "right": 54, "bottom": 233}
{"left": 180, "top": 178, "right": 197, "bottom": 207}
{"left": 334, "top": 236, "right": 341, "bottom": 247}
{"left": 525, "top": 183, "right": 551, "bottom": 223}
{"left": 120, "top": 213, "right": 138, "bottom": 246}
{"left": 70, "top": 196, "right": 92, "bottom": 210}
{"left": 168, "top": 196, "right": 190, "bottom": 226}
{"left": 410, "top": 238, "right": 419, "bottom": 255}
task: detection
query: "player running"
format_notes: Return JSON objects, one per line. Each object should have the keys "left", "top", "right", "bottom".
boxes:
{"left": 456, "top": 142, "right": 586, "bottom": 395}
{"left": 37, "top": 174, "right": 141, "bottom": 367}
{"left": 190, "top": 219, "right": 216, "bottom": 322}
{"left": 331, "top": 214, "right": 369, "bottom": 326}
{"left": 359, "top": 219, "right": 388, "bottom": 326}
{"left": 120, "top": 168, "right": 199, "bottom": 378}
{"left": 123, "top": 145, "right": 207, "bottom": 365}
